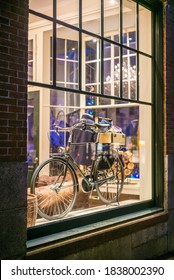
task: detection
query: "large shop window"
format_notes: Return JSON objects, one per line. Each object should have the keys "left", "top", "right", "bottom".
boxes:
{"left": 27, "top": 0, "right": 162, "bottom": 237}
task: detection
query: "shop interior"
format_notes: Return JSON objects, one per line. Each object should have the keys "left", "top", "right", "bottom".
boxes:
{"left": 27, "top": 0, "right": 152, "bottom": 226}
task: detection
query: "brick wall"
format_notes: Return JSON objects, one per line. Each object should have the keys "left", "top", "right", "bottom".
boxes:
{"left": 0, "top": 0, "right": 29, "bottom": 259}
{"left": 0, "top": 0, "right": 28, "bottom": 161}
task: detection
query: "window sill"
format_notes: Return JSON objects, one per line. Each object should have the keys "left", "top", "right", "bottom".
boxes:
{"left": 26, "top": 207, "right": 168, "bottom": 259}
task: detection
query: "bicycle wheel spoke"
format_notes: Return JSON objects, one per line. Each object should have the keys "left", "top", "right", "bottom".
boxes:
{"left": 31, "top": 157, "right": 78, "bottom": 220}
{"left": 94, "top": 155, "right": 124, "bottom": 204}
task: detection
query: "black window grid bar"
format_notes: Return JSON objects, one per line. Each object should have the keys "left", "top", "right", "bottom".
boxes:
{"left": 53, "top": 0, "right": 57, "bottom": 87}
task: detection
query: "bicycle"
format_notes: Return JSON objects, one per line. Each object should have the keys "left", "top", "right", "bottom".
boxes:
{"left": 30, "top": 121, "right": 125, "bottom": 220}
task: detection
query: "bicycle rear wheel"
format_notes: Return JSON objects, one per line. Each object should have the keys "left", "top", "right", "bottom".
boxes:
{"left": 94, "top": 154, "right": 124, "bottom": 204}
{"left": 30, "top": 157, "right": 78, "bottom": 220}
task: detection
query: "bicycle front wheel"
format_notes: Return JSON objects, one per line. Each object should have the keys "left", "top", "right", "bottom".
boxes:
{"left": 94, "top": 154, "right": 124, "bottom": 204}
{"left": 30, "top": 157, "right": 78, "bottom": 220}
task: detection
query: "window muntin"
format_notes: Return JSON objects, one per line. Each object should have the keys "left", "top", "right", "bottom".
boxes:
{"left": 28, "top": 0, "right": 155, "bottom": 228}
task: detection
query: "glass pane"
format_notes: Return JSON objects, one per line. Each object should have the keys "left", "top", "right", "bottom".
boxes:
{"left": 82, "top": 0, "right": 100, "bottom": 34}
{"left": 28, "top": 62, "right": 33, "bottom": 81}
{"left": 128, "top": 31, "right": 136, "bottom": 49}
{"left": 114, "top": 40, "right": 119, "bottom": 57}
{"left": 104, "top": 40, "right": 111, "bottom": 58}
{"left": 50, "top": 89, "right": 65, "bottom": 106}
{"left": 29, "top": 0, "right": 53, "bottom": 17}
{"left": 104, "top": 83, "right": 111, "bottom": 96}
{"left": 138, "top": 104, "right": 152, "bottom": 200}
{"left": 86, "top": 62, "right": 97, "bottom": 84}
{"left": 122, "top": 48, "right": 137, "bottom": 100}
{"left": 104, "top": 60, "right": 111, "bottom": 83}
{"left": 29, "top": 15, "right": 53, "bottom": 84}
{"left": 114, "top": 82, "right": 119, "bottom": 97}
{"left": 57, "top": 0, "right": 79, "bottom": 27}
{"left": 122, "top": 0, "right": 136, "bottom": 49}
{"left": 67, "top": 62, "right": 78, "bottom": 83}
{"left": 99, "top": 95, "right": 111, "bottom": 105}
{"left": 56, "top": 25, "right": 79, "bottom": 88}
{"left": 67, "top": 40, "right": 78, "bottom": 60}
{"left": 85, "top": 39, "right": 98, "bottom": 61}
{"left": 66, "top": 92, "right": 80, "bottom": 107}
{"left": 104, "top": 0, "right": 120, "bottom": 42}
{"left": 56, "top": 60, "right": 65, "bottom": 82}
{"left": 114, "top": 58, "right": 120, "bottom": 81}
{"left": 67, "top": 108, "right": 80, "bottom": 126}
{"left": 50, "top": 108, "right": 69, "bottom": 151}
{"left": 139, "top": 5, "right": 152, "bottom": 55}
{"left": 57, "top": 38, "right": 65, "bottom": 59}
{"left": 139, "top": 55, "right": 152, "bottom": 103}
{"left": 28, "top": 39, "right": 33, "bottom": 60}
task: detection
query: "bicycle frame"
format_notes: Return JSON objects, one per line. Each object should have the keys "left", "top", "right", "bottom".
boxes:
{"left": 52, "top": 145, "right": 116, "bottom": 194}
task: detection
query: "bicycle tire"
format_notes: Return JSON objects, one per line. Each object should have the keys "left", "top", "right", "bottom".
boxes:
{"left": 94, "top": 153, "right": 124, "bottom": 204}
{"left": 30, "top": 157, "right": 78, "bottom": 220}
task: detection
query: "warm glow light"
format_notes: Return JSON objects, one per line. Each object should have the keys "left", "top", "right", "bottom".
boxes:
{"left": 139, "top": 140, "right": 145, "bottom": 146}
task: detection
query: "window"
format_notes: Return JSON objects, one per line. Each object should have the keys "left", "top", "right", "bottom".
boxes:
{"left": 27, "top": 0, "right": 162, "bottom": 236}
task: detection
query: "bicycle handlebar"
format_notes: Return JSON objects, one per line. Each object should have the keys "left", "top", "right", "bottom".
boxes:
{"left": 53, "top": 120, "right": 110, "bottom": 132}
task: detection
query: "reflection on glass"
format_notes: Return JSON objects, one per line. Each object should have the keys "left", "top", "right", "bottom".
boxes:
{"left": 139, "top": 5, "right": 152, "bottom": 54}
